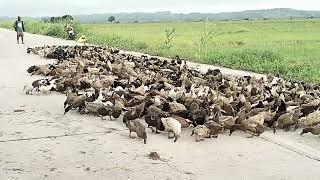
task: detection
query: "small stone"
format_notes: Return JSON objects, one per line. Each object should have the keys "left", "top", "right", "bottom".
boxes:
{"left": 49, "top": 168, "right": 57, "bottom": 172}
{"left": 13, "top": 109, "right": 25, "bottom": 113}
{"left": 148, "top": 152, "right": 160, "bottom": 160}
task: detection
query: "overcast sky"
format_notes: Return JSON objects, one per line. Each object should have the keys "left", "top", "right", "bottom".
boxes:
{"left": 1, "top": 0, "right": 320, "bottom": 17}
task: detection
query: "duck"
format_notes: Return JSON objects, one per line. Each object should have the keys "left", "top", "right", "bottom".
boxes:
{"left": 297, "top": 110, "right": 320, "bottom": 128}
{"left": 300, "top": 126, "right": 320, "bottom": 136}
{"left": 229, "top": 121, "right": 266, "bottom": 137}
{"left": 110, "top": 98, "right": 125, "bottom": 120}
{"left": 218, "top": 116, "right": 237, "bottom": 130}
{"left": 173, "top": 115, "right": 192, "bottom": 128}
{"left": 84, "top": 101, "right": 104, "bottom": 115}
{"left": 27, "top": 45, "right": 320, "bottom": 142}
{"left": 130, "top": 83, "right": 149, "bottom": 96}
{"left": 123, "top": 102, "right": 146, "bottom": 124}
{"left": 64, "top": 94, "right": 87, "bottom": 115}
{"left": 273, "top": 108, "right": 302, "bottom": 133}
{"left": 169, "top": 100, "right": 187, "bottom": 114}
{"left": 189, "top": 108, "right": 207, "bottom": 126}
{"left": 230, "top": 111, "right": 270, "bottom": 137}
{"left": 97, "top": 105, "right": 113, "bottom": 120}
{"left": 204, "top": 121, "right": 224, "bottom": 138}
{"left": 144, "top": 106, "right": 167, "bottom": 133}
{"left": 265, "top": 99, "right": 287, "bottom": 127}
{"left": 300, "top": 99, "right": 320, "bottom": 117}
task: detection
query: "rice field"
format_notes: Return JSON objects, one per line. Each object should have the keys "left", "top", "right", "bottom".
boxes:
{"left": 84, "top": 19, "right": 320, "bottom": 82}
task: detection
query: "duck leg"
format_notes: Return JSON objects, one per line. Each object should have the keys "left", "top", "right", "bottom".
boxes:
{"left": 272, "top": 121, "right": 277, "bottom": 134}
{"left": 174, "top": 134, "right": 178, "bottom": 142}
{"left": 244, "top": 131, "right": 254, "bottom": 138}
{"left": 36, "top": 85, "right": 40, "bottom": 92}
{"left": 284, "top": 126, "right": 291, "bottom": 132}
{"left": 212, "top": 134, "right": 218, "bottom": 138}
{"left": 79, "top": 108, "right": 86, "bottom": 114}
{"left": 129, "top": 130, "right": 134, "bottom": 138}
{"left": 292, "top": 122, "right": 299, "bottom": 132}
{"left": 285, "top": 123, "right": 296, "bottom": 132}
{"left": 64, "top": 106, "right": 72, "bottom": 115}
{"left": 148, "top": 126, "right": 155, "bottom": 133}
{"left": 191, "top": 130, "right": 195, "bottom": 136}
{"left": 168, "top": 131, "right": 174, "bottom": 139}
{"left": 155, "top": 128, "right": 161, "bottom": 134}
{"left": 294, "top": 122, "right": 299, "bottom": 131}
{"left": 273, "top": 126, "right": 277, "bottom": 134}
{"left": 229, "top": 126, "right": 236, "bottom": 136}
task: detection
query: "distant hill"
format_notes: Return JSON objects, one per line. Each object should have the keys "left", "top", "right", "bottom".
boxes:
{"left": 0, "top": 16, "right": 10, "bottom": 20}
{"left": 1, "top": 8, "right": 320, "bottom": 23}
{"left": 74, "top": 8, "right": 320, "bottom": 23}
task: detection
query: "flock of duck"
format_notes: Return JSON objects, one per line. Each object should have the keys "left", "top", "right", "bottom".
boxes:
{"left": 24, "top": 45, "right": 320, "bottom": 143}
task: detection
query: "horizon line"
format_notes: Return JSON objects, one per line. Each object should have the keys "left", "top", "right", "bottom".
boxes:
{"left": 1, "top": 7, "right": 320, "bottom": 18}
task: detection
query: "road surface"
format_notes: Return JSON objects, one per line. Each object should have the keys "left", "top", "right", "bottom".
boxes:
{"left": 0, "top": 28, "right": 320, "bottom": 180}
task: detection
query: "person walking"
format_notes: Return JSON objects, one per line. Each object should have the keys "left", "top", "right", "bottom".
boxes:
{"left": 14, "top": 16, "right": 25, "bottom": 44}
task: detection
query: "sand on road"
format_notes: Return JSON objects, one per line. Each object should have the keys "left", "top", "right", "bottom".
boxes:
{"left": 0, "top": 28, "right": 320, "bottom": 180}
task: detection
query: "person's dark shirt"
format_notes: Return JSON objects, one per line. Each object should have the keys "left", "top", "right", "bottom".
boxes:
{"left": 14, "top": 20, "right": 25, "bottom": 32}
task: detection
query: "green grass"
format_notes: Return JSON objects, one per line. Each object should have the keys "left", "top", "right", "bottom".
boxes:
{"left": 85, "top": 20, "right": 320, "bottom": 82}
{"left": 1, "top": 19, "right": 320, "bottom": 82}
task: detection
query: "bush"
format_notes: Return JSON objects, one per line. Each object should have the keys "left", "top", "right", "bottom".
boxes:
{"left": 0, "top": 21, "right": 13, "bottom": 29}
{"left": 45, "top": 24, "right": 66, "bottom": 38}
{"left": 1, "top": 19, "right": 85, "bottom": 40}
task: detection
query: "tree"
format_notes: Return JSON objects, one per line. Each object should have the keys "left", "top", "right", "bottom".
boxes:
{"left": 108, "top": 16, "right": 116, "bottom": 23}
{"left": 62, "top": 15, "right": 74, "bottom": 21}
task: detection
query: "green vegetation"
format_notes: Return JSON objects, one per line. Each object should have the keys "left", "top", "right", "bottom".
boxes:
{"left": 1, "top": 19, "right": 320, "bottom": 82}
{"left": 73, "top": 8, "right": 320, "bottom": 23}
{"left": 0, "top": 19, "right": 84, "bottom": 39}
{"left": 85, "top": 19, "right": 320, "bottom": 82}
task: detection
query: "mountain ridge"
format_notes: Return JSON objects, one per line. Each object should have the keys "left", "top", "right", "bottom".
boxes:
{"left": 1, "top": 8, "right": 320, "bottom": 23}
{"left": 74, "top": 8, "right": 320, "bottom": 23}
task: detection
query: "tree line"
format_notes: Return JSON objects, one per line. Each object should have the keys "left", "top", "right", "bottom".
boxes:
{"left": 41, "top": 15, "right": 74, "bottom": 23}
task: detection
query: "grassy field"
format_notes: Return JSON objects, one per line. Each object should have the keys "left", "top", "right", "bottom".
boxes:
{"left": 86, "top": 20, "right": 320, "bottom": 82}
{"left": 1, "top": 19, "right": 320, "bottom": 82}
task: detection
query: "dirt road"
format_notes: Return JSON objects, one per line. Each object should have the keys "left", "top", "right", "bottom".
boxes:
{"left": 0, "top": 28, "right": 319, "bottom": 180}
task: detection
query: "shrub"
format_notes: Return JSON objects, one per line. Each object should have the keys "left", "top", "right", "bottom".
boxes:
{"left": 45, "top": 24, "right": 66, "bottom": 38}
